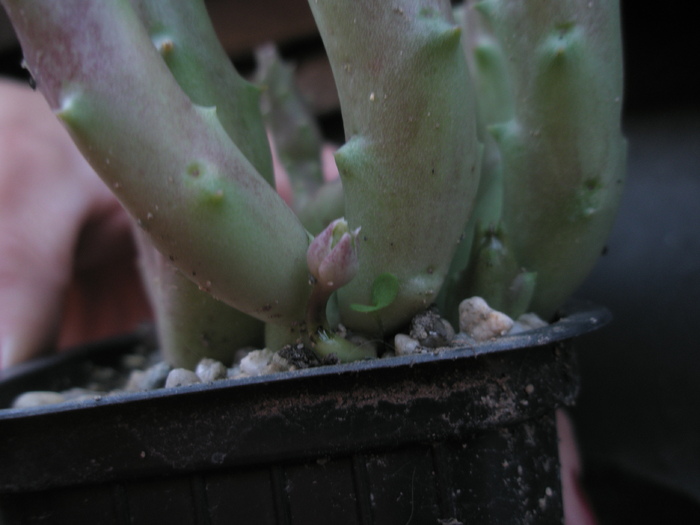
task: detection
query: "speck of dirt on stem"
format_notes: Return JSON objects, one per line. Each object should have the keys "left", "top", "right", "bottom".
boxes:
{"left": 158, "top": 39, "right": 175, "bottom": 55}
{"left": 187, "top": 163, "right": 202, "bottom": 178}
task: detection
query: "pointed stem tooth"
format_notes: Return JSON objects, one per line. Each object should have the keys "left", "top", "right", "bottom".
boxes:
{"left": 131, "top": 0, "right": 274, "bottom": 183}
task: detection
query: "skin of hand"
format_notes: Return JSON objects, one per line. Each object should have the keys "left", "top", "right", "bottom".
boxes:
{"left": 0, "top": 80, "right": 151, "bottom": 369}
{"left": 558, "top": 409, "right": 599, "bottom": 525}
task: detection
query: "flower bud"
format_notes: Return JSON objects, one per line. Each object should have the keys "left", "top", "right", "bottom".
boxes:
{"left": 307, "top": 218, "right": 360, "bottom": 292}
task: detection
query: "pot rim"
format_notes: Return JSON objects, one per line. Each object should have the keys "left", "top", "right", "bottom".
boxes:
{"left": 0, "top": 298, "right": 609, "bottom": 419}
{"left": 0, "top": 299, "right": 606, "bottom": 493}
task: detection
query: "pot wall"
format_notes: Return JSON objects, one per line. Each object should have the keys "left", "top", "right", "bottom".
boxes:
{"left": 0, "top": 303, "right": 608, "bottom": 524}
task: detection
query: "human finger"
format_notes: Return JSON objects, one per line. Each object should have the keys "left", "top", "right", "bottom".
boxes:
{"left": 557, "top": 409, "right": 598, "bottom": 525}
{"left": 0, "top": 81, "right": 118, "bottom": 368}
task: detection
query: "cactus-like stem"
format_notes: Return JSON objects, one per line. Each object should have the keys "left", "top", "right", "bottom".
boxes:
{"left": 254, "top": 43, "right": 346, "bottom": 236}
{"left": 255, "top": 44, "right": 325, "bottom": 209}
{"left": 130, "top": 0, "right": 274, "bottom": 184}
{"left": 462, "top": 0, "right": 626, "bottom": 319}
{"left": 3, "top": 0, "right": 313, "bottom": 328}
{"left": 125, "top": 0, "right": 271, "bottom": 367}
{"left": 135, "top": 230, "right": 263, "bottom": 370}
{"left": 457, "top": 0, "right": 514, "bottom": 243}
{"left": 457, "top": 224, "right": 536, "bottom": 319}
{"left": 440, "top": 3, "right": 517, "bottom": 318}
{"left": 308, "top": 0, "right": 481, "bottom": 336}
{"left": 296, "top": 179, "right": 345, "bottom": 235}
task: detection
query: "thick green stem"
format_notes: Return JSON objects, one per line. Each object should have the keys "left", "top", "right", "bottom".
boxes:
{"left": 131, "top": 0, "right": 274, "bottom": 184}
{"left": 3, "top": 0, "right": 312, "bottom": 328}
{"left": 296, "top": 179, "right": 345, "bottom": 235}
{"left": 255, "top": 44, "right": 325, "bottom": 209}
{"left": 455, "top": 224, "right": 536, "bottom": 319}
{"left": 135, "top": 230, "right": 263, "bottom": 369}
{"left": 308, "top": 0, "right": 481, "bottom": 336}
{"left": 462, "top": 0, "right": 626, "bottom": 318}
{"left": 127, "top": 0, "right": 271, "bottom": 367}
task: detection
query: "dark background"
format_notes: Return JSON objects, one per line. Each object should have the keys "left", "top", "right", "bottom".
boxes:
{"left": 571, "top": 2, "right": 700, "bottom": 523}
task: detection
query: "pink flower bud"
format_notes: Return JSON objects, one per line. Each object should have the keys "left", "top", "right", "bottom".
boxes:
{"left": 307, "top": 218, "right": 360, "bottom": 292}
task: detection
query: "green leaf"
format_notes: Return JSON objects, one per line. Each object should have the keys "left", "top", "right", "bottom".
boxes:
{"left": 350, "top": 273, "right": 399, "bottom": 313}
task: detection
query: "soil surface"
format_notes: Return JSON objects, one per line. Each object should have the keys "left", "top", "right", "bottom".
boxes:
{"left": 8, "top": 300, "right": 546, "bottom": 410}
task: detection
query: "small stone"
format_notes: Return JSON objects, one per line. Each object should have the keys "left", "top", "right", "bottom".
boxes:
{"left": 409, "top": 309, "right": 452, "bottom": 348}
{"left": 234, "top": 350, "right": 293, "bottom": 377}
{"left": 268, "top": 353, "right": 292, "bottom": 374}
{"left": 124, "top": 370, "right": 147, "bottom": 392}
{"left": 226, "top": 366, "right": 242, "bottom": 379}
{"left": 143, "top": 361, "right": 172, "bottom": 389}
{"left": 85, "top": 365, "right": 120, "bottom": 391}
{"left": 441, "top": 319, "right": 456, "bottom": 341}
{"left": 452, "top": 331, "right": 477, "bottom": 347}
{"left": 195, "top": 358, "right": 227, "bottom": 382}
{"left": 165, "top": 368, "right": 201, "bottom": 388}
{"left": 238, "top": 349, "right": 275, "bottom": 377}
{"left": 509, "top": 312, "right": 548, "bottom": 335}
{"left": 62, "top": 388, "right": 104, "bottom": 402}
{"left": 278, "top": 344, "right": 321, "bottom": 369}
{"left": 125, "top": 361, "right": 172, "bottom": 391}
{"left": 508, "top": 323, "right": 527, "bottom": 335}
{"left": 394, "top": 334, "right": 422, "bottom": 356}
{"left": 12, "top": 391, "right": 66, "bottom": 409}
{"left": 438, "top": 519, "right": 464, "bottom": 525}
{"left": 459, "top": 297, "right": 514, "bottom": 342}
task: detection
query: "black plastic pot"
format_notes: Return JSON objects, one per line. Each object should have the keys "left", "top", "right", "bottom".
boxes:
{"left": 0, "top": 301, "right": 609, "bottom": 525}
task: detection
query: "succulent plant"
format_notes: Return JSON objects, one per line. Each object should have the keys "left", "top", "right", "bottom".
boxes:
{"left": 1, "top": 0, "right": 625, "bottom": 369}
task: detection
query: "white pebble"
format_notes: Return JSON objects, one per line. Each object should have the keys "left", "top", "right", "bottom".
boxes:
{"left": 268, "top": 353, "right": 292, "bottom": 374}
{"left": 518, "top": 312, "right": 548, "bottom": 329}
{"left": 195, "top": 358, "right": 227, "bottom": 383}
{"left": 124, "top": 361, "right": 172, "bottom": 392}
{"left": 62, "top": 388, "right": 103, "bottom": 401}
{"left": 394, "top": 334, "right": 421, "bottom": 356}
{"left": 12, "top": 391, "right": 66, "bottom": 409}
{"left": 144, "top": 361, "right": 172, "bottom": 388}
{"left": 124, "top": 370, "right": 147, "bottom": 392}
{"left": 165, "top": 368, "right": 201, "bottom": 388}
{"left": 239, "top": 349, "right": 275, "bottom": 377}
{"left": 459, "top": 297, "right": 514, "bottom": 342}
{"left": 509, "top": 313, "right": 548, "bottom": 335}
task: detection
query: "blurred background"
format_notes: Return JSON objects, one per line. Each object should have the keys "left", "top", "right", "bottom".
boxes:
{"left": 1, "top": 1, "right": 698, "bottom": 522}
{"left": 570, "top": 2, "right": 700, "bottom": 523}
